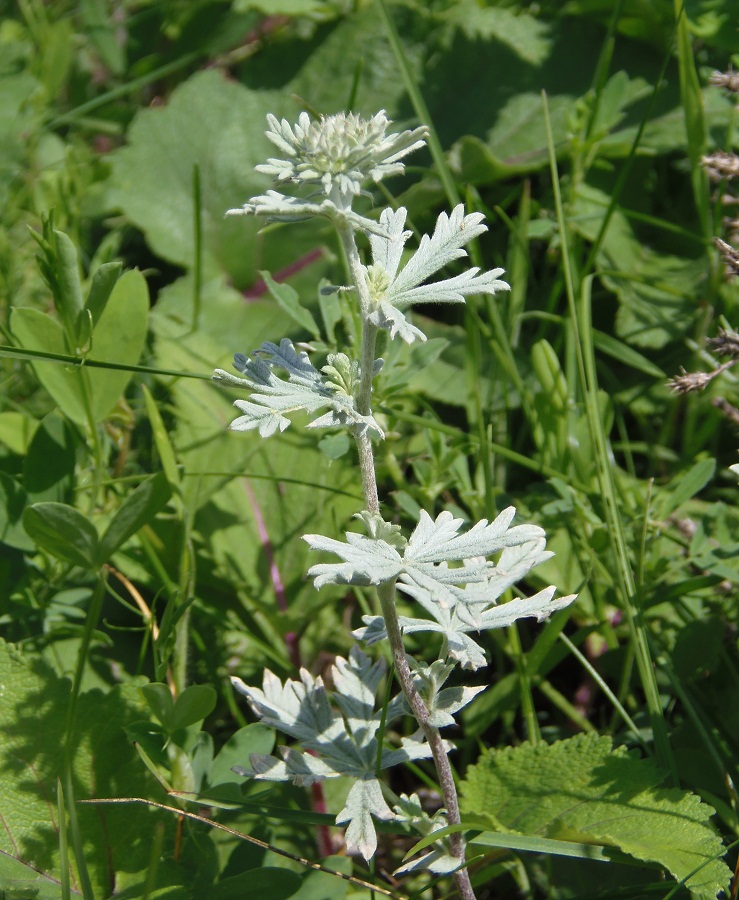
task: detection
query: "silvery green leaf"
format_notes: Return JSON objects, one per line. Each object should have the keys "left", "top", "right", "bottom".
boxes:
{"left": 381, "top": 731, "right": 451, "bottom": 769}
{"left": 368, "top": 299, "right": 428, "bottom": 344}
{"left": 303, "top": 531, "right": 404, "bottom": 587}
{"left": 367, "top": 207, "right": 412, "bottom": 280}
{"left": 337, "top": 777, "right": 394, "bottom": 861}
{"left": 405, "top": 508, "right": 543, "bottom": 563}
{"left": 356, "top": 584, "right": 576, "bottom": 670}
{"left": 305, "top": 507, "right": 543, "bottom": 590}
{"left": 237, "top": 747, "right": 339, "bottom": 786}
{"left": 392, "top": 266, "right": 510, "bottom": 309}
{"left": 393, "top": 794, "right": 460, "bottom": 876}
{"left": 231, "top": 667, "right": 337, "bottom": 745}
{"left": 392, "top": 205, "right": 489, "bottom": 293}
{"left": 231, "top": 647, "right": 435, "bottom": 860}
{"left": 363, "top": 205, "right": 510, "bottom": 343}
{"left": 227, "top": 190, "right": 393, "bottom": 238}
{"left": 408, "top": 658, "right": 485, "bottom": 727}
{"left": 214, "top": 339, "right": 383, "bottom": 439}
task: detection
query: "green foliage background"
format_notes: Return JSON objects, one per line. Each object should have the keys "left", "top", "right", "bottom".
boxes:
{"left": 0, "top": 0, "right": 738, "bottom": 897}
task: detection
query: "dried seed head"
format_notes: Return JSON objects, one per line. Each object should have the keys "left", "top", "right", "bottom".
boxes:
{"left": 709, "top": 68, "right": 739, "bottom": 93}
{"left": 701, "top": 151, "right": 739, "bottom": 181}
{"left": 713, "top": 237, "right": 739, "bottom": 277}
{"left": 707, "top": 327, "right": 739, "bottom": 358}
{"left": 668, "top": 368, "right": 715, "bottom": 394}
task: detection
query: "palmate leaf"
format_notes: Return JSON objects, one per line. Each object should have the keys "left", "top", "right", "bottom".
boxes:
{"left": 304, "top": 507, "right": 544, "bottom": 588}
{"left": 213, "top": 338, "right": 383, "bottom": 439}
{"left": 231, "top": 647, "right": 444, "bottom": 860}
{"left": 358, "top": 585, "right": 576, "bottom": 671}
{"left": 305, "top": 510, "right": 575, "bottom": 668}
{"left": 306, "top": 512, "right": 576, "bottom": 670}
{"left": 364, "top": 205, "right": 510, "bottom": 343}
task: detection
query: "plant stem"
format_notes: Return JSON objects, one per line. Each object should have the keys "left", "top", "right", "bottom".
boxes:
{"left": 337, "top": 217, "right": 476, "bottom": 899}
{"left": 337, "top": 218, "right": 380, "bottom": 514}
{"left": 377, "top": 583, "right": 476, "bottom": 899}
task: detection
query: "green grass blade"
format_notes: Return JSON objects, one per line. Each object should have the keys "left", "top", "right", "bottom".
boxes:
{"left": 673, "top": 0, "right": 709, "bottom": 237}
{"left": 57, "top": 778, "right": 71, "bottom": 900}
{"left": 542, "top": 92, "right": 678, "bottom": 782}
{"left": 0, "top": 343, "right": 211, "bottom": 379}
{"left": 377, "top": 0, "right": 459, "bottom": 209}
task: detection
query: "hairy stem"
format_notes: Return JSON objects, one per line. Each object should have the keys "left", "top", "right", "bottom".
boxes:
{"left": 377, "top": 582, "right": 476, "bottom": 900}
{"left": 336, "top": 215, "right": 475, "bottom": 898}
{"left": 337, "top": 217, "right": 380, "bottom": 514}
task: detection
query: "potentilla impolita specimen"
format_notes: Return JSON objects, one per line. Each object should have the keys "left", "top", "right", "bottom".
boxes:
{"left": 215, "top": 110, "right": 577, "bottom": 899}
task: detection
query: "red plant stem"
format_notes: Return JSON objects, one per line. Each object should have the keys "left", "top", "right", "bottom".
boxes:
{"left": 243, "top": 248, "right": 324, "bottom": 300}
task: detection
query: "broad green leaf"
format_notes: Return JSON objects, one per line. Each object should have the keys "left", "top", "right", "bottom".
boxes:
{"left": 170, "top": 684, "right": 217, "bottom": 732}
{"left": 97, "top": 471, "right": 171, "bottom": 563}
{"left": 573, "top": 184, "right": 700, "bottom": 348}
{"left": 0, "top": 641, "right": 172, "bottom": 896}
{"left": 209, "top": 868, "right": 301, "bottom": 900}
{"left": 0, "top": 411, "right": 37, "bottom": 455}
{"left": 23, "top": 502, "right": 99, "bottom": 569}
{"left": 208, "top": 724, "right": 275, "bottom": 787}
{"left": 87, "top": 268, "right": 149, "bottom": 421}
{"left": 460, "top": 734, "right": 731, "bottom": 898}
{"left": 0, "top": 850, "right": 78, "bottom": 898}
{"left": 108, "top": 71, "right": 281, "bottom": 285}
{"left": 261, "top": 271, "right": 321, "bottom": 340}
{"left": 443, "top": 0, "right": 552, "bottom": 65}
{"left": 142, "top": 384, "right": 182, "bottom": 499}
{"left": 10, "top": 269, "right": 149, "bottom": 425}
{"left": 10, "top": 307, "right": 88, "bottom": 423}
{"left": 141, "top": 682, "right": 174, "bottom": 729}
{"left": 0, "top": 472, "right": 34, "bottom": 552}
{"left": 23, "top": 413, "right": 76, "bottom": 504}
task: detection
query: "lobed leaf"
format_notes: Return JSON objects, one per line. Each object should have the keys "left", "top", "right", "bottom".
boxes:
{"left": 213, "top": 339, "right": 383, "bottom": 439}
{"left": 231, "top": 647, "right": 435, "bottom": 860}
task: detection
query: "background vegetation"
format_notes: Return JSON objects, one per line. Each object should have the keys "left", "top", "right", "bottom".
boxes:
{"left": 1, "top": 0, "right": 738, "bottom": 897}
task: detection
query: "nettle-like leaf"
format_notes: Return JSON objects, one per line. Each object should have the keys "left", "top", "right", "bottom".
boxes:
{"left": 305, "top": 510, "right": 576, "bottom": 670}
{"left": 461, "top": 734, "right": 732, "bottom": 899}
{"left": 231, "top": 647, "right": 447, "bottom": 860}
{"left": 364, "top": 205, "right": 510, "bottom": 343}
{"left": 213, "top": 339, "right": 383, "bottom": 439}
